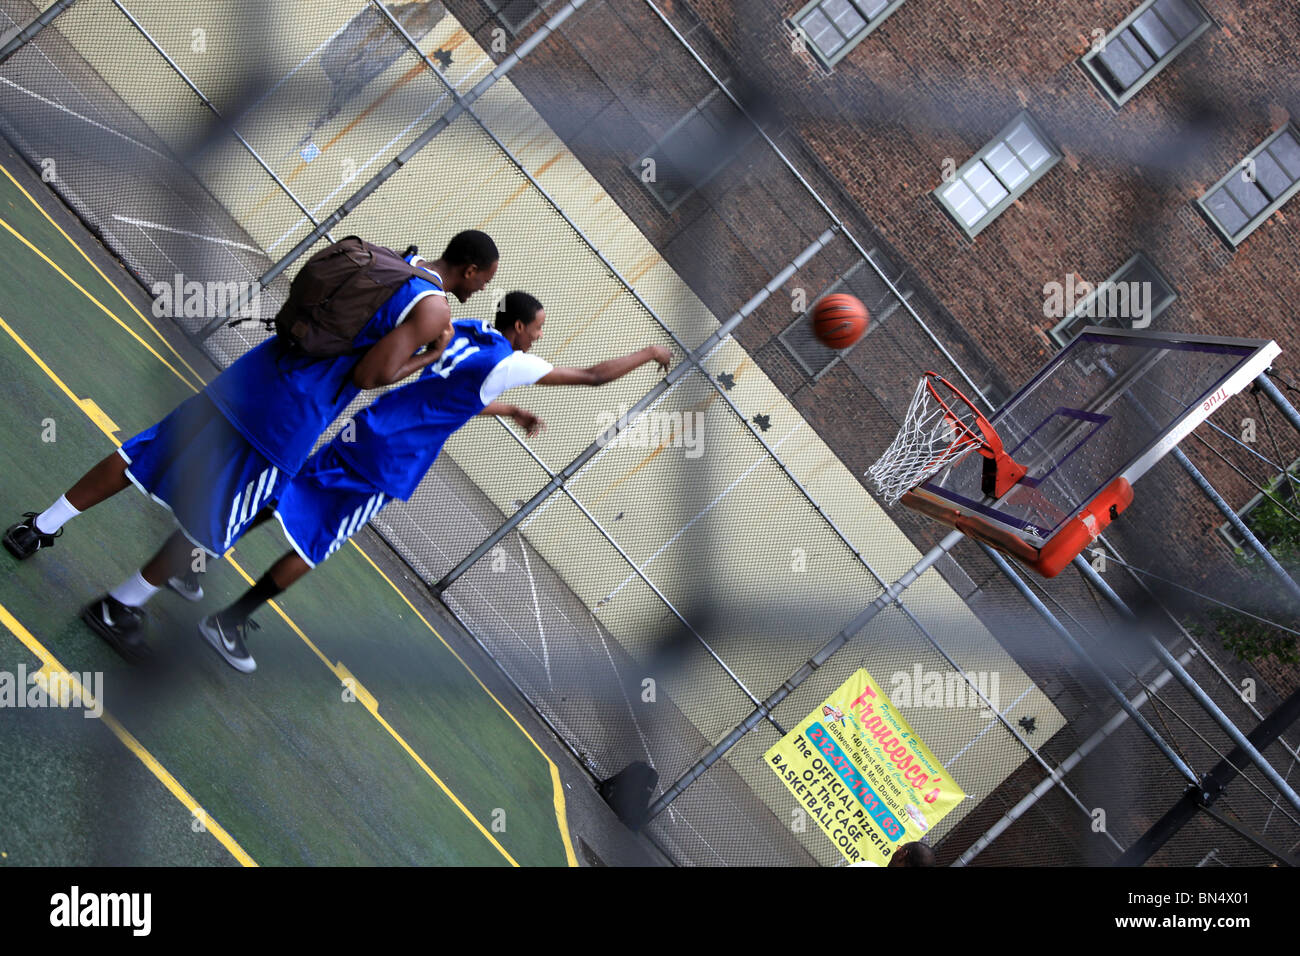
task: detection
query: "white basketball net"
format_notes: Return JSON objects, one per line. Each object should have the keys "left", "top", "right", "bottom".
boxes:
{"left": 867, "top": 375, "right": 984, "bottom": 506}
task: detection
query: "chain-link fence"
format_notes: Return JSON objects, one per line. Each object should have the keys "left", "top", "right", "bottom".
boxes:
{"left": 2, "top": 0, "right": 1297, "bottom": 866}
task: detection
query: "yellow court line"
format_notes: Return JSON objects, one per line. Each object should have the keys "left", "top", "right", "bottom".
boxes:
{"left": 345, "top": 542, "right": 578, "bottom": 867}
{"left": 0, "top": 315, "right": 121, "bottom": 445}
{"left": 0, "top": 602, "right": 256, "bottom": 867}
{"left": 1, "top": 309, "right": 518, "bottom": 867}
{"left": 1, "top": 171, "right": 576, "bottom": 864}
{"left": 0, "top": 216, "right": 202, "bottom": 394}
{"left": 0, "top": 164, "right": 208, "bottom": 389}
{"left": 220, "top": 555, "right": 522, "bottom": 867}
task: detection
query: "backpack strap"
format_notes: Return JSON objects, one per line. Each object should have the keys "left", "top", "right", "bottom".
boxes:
{"left": 404, "top": 257, "right": 446, "bottom": 291}
{"left": 327, "top": 241, "right": 444, "bottom": 400}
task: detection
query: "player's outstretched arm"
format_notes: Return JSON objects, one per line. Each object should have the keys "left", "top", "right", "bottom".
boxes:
{"left": 352, "top": 295, "right": 452, "bottom": 388}
{"left": 480, "top": 401, "right": 544, "bottom": 436}
{"left": 539, "top": 345, "right": 671, "bottom": 387}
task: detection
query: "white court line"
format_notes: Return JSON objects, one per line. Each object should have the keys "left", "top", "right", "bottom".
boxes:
{"left": 0, "top": 76, "right": 173, "bottom": 162}
{"left": 112, "top": 215, "right": 268, "bottom": 255}
{"left": 590, "top": 611, "right": 656, "bottom": 764}
{"left": 126, "top": 185, "right": 257, "bottom": 281}
{"left": 517, "top": 533, "right": 553, "bottom": 689}
{"left": 390, "top": 487, "right": 778, "bottom": 853}
{"left": 587, "top": 610, "right": 687, "bottom": 825}
{"left": 369, "top": 464, "right": 794, "bottom": 852}
{"left": 451, "top": 589, "right": 748, "bottom": 853}
{"left": 597, "top": 421, "right": 806, "bottom": 605}
{"left": 944, "top": 683, "right": 1035, "bottom": 770}
{"left": 0, "top": 35, "right": 271, "bottom": 281}
{"left": 125, "top": 225, "right": 185, "bottom": 294}
{"left": 457, "top": 588, "right": 550, "bottom": 675}
{"left": 520, "top": 378, "right": 694, "bottom": 532}
{"left": 383, "top": 508, "right": 469, "bottom": 571}
{"left": 124, "top": 217, "right": 259, "bottom": 330}
{"left": 428, "top": 522, "right": 555, "bottom": 675}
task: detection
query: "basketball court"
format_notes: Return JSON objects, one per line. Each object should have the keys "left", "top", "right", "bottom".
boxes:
{"left": 1, "top": 0, "right": 1296, "bottom": 869}
{"left": 0, "top": 151, "right": 582, "bottom": 865}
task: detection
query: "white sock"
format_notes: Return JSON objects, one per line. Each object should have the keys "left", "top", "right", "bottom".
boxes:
{"left": 34, "top": 495, "right": 80, "bottom": 535}
{"left": 109, "top": 570, "right": 160, "bottom": 608}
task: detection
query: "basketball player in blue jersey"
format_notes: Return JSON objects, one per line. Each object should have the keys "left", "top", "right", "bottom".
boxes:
{"left": 197, "top": 291, "right": 672, "bottom": 672}
{"left": 4, "top": 231, "right": 499, "bottom": 664}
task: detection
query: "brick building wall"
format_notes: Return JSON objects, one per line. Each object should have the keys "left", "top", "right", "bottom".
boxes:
{"left": 456, "top": 2, "right": 1298, "bottom": 640}
{"left": 438, "top": 0, "right": 1300, "bottom": 863}
{"left": 677, "top": 0, "right": 1300, "bottom": 575}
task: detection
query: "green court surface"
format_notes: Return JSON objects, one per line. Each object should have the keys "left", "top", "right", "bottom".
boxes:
{"left": 0, "top": 156, "right": 576, "bottom": 866}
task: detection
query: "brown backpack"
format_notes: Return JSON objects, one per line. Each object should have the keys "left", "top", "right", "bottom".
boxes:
{"left": 273, "top": 236, "right": 440, "bottom": 357}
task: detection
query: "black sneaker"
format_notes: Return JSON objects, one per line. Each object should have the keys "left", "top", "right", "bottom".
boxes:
{"left": 167, "top": 568, "right": 205, "bottom": 602}
{"left": 4, "top": 512, "right": 62, "bottom": 560}
{"left": 82, "top": 595, "right": 153, "bottom": 664}
{"left": 197, "top": 614, "right": 258, "bottom": 674}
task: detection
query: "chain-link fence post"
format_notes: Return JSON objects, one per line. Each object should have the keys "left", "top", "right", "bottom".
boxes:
{"left": 639, "top": 0, "right": 992, "bottom": 411}
{"left": 954, "top": 651, "right": 1192, "bottom": 865}
{"left": 0, "top": 0, "right": 79, "bottom": 65}
{"left": 648, "top": 528, "right": 965, "bottom": 818}
{"left": 109, "top": 0, "right": 336, "bottom": 259}
{"left": 981, "top": 545, "right": 1199, "bottom": 784}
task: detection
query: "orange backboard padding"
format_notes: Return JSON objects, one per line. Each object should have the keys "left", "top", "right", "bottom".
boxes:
{"left": 1032, "top": 477, "right": 1133, "bottom": 577}
{"left": 899, "top": 476, "right": 1133, "bottom": 578}
{"left": 899, "top": 489, "right": 1039, "bottom": 564}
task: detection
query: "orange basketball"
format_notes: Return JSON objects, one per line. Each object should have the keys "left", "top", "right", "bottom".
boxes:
{"left": 812, "top": 294, "right": 869, "bottom": 349}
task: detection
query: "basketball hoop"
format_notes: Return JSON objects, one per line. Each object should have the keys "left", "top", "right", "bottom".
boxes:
{"left": 870, "top": 331, "right": 1280, "bottom": 577}
{"left": 868, "top": 373, "right": 1027, "bottom": 506}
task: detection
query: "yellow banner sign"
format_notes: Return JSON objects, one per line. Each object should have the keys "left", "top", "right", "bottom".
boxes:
{"left": 766, "top": 668, "right": 966, "bottom": 865}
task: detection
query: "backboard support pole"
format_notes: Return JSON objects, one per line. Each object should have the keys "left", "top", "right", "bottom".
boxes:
{"left": 1114, "top": 683, "right": 1300, "bottom": 866}
{"left": 1170, "top": 446, "right": 1300, "bottom": 604}
{"left": 1255, "top": 372, "right": 1300, "bottom": 437}
{"left": 1074, "top": 555, "right": 1300, "bottom": 818}
{"left": 954, "top": 649, "right": 1192, "bottom": 866}
{"left": 979, "top": 545, "right": 1199, "bottom": 785}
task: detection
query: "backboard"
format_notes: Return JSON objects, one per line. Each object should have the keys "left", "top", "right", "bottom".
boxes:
{"left": 901, "top": 328, "right": 1281, "bottom": 558}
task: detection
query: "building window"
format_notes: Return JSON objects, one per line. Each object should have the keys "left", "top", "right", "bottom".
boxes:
{"left": 1219, "top": 460, "right": 1300, "bottom": 553}
{"left": 1049, "top": 253, "right": 1178, "bottom": 346}
{"left": 934, "top": 111, "right": 1061, "bottom": 238}
{"left": 1198, "top": 124, "right": 1300, "bottom": 247}
{"left": 789, "top": 0, "right": 907, "bottom": 70}
{"left": 632, "top": 88, "right": 755, "bottom": 213}
{"left": 1080, "top": 0, "right": 1212, "bottom": 107}
{"left": 481, "top": 0, "right": 553, "bottom": 36}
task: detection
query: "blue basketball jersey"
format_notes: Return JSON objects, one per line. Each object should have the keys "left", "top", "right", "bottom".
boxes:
{"left": 334, "top": 319, "right": 519, "bottom": 500}
{"left": 205, "top": 260, "right": 444, "bottom": 475}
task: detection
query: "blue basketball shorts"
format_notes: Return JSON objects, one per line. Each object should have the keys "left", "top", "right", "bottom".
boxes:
{"left": 273, "top": 445, "right": 389, "bottom": 568}
{"left": 118, "top": 392, "right": 285, "bottom": 556}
